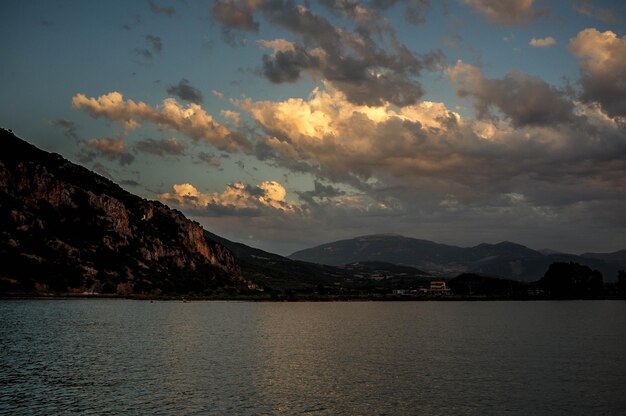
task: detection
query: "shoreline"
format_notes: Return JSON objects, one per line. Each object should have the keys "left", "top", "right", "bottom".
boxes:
{"left": 1, "top": 293, "right": 623, "bottom": 302}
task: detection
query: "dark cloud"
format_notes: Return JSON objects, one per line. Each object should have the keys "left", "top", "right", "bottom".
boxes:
{"left": 404, "top": 0, "right": 431, "bottom": 24}
{"left": 119, "top": 179, "right": 141, "bottom": 187}
{"left": 80, "top": 137, "right": 134, "bottom": 166}
{"left": 214, "top": 0, "right": 441, "bottom": 107}
{"left": 578, "top": 75, "right": 626, "bottom": 120}
{"left": 148, "top": 0, "right": 175, "bottom": 17}
{"left": 478, "top": 73, "right": 574, "bottom": 127}
{"left": 166, "top": 79, "right": 204, "bottom": 104}
{"left": 331, "top": 71, "right": 426, "bottom": 107}
{"left": 261, "top": 45, "right": 321, "bottom": 83}
{"left": 260, "top": 36, "right": 442, "bottom": 105}
{"left": 51, "top": 119, "right": 78, "bottom": 140}
{"left": 134, "top": 48, "right": 153, "bottom": 60}
{"left": 298, "top": 180, "right": 346, "bottom": 203}
{"left": 134, "top": 35, "right": 163, "bottom": 61}
{"left": 197, "top": 152, "right": 221, "bottom": 167}
{"left": 135, "top": 137, "right": 186, "bottom": 156}
{"left": 220, "top": 28, "right": 249, "bottom": 47}
{"left": 145, "top": 34, "right": 163, "bottom": 54}
{"left": 90, "top": 163, "right": 115, "bottom": 180}
{"left": 121, "top": 13, "right": 142, "bottom": 31}
{"left": 448, "top": 62, "right": 574, "bottom": 127}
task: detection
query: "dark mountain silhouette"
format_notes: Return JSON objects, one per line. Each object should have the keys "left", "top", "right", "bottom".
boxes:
{"left": 0, "top": 129, "right": 248, "bottom": 296}
{"left": 204, "top": 230, "right": 351, "bottom": 291}
{"left": 289, "top": 234, "right": 622, "bottom": 281}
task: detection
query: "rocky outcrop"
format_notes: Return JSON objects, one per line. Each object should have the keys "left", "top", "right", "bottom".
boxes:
{"left": 0, "top": 128, "right": 246, "bottom": 295}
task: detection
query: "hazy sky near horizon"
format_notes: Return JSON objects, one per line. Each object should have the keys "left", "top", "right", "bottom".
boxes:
{"left": 1, "top": 0, "right": 625, "bottom": 255}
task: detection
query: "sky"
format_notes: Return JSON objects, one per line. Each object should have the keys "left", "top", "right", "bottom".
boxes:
{"left": 1, "top": 0, "right": 625, "bottom": 255}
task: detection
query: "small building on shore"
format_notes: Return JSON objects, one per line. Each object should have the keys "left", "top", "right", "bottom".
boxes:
{"left": 428, "top": 280, "right": 451, "bottom": 295}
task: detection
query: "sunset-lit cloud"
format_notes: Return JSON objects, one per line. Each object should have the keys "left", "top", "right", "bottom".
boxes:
{"left": 159, "top": 180, "right": 300, "bottom": 216}
{"left": 569, "top": 28, "right": 626, "bottom": 119}
{"left": 234, "top": 80, "right": 626, "bottom": 221}
{"left": 72, "top": 92, "right": 249, "bottom": 152}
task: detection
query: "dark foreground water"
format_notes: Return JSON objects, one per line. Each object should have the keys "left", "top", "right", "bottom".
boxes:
{"left": 1, "top": 300, "right": 625, "bottom": 415}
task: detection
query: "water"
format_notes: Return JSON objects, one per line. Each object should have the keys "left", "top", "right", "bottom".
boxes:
{"left": 1, "top": 300, "right": 625, "bottom": 415}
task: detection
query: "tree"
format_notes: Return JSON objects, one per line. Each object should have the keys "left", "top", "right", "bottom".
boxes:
{"left": 540, "top": 262, "right": 603, "bottom": 298}
{"left": 618, "top": 270, "right": 626, "bottom": 298}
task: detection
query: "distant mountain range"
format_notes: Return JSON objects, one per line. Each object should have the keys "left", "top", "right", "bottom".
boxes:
{"left": 289, "top": 234, "right": 625, "bottom": 282}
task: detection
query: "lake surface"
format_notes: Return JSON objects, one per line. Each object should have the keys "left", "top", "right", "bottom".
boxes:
{"left": 1, "top": 300, "right": 625, "bottom": 415}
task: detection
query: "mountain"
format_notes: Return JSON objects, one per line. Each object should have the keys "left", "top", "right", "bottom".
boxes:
{"left": 0, "top": 128, "right": 248, "bottom": 296}
{"left": 289, "top": 234, "right": 623, "bottom": 281}
{"left": 581, "top": 250, "right": 626, "bottom": 268}
{"left": 204, "top": 232, "right": 437, "bottom": 292}
{"left": 204, "top": 230, "right": 351, "bottom": 291}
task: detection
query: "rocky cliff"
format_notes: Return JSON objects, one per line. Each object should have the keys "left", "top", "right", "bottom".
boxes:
{"left": 0, "top": 128, "right": 246, "bottom": 296}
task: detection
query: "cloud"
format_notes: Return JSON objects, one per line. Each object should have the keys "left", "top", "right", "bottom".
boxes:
{"left": 166, "top": 79, "right": 204, "bottom": 104}
{"left": 446, "top": 60, "right": 574, "bottom": 127}
{"left": 159, "top": 180, "right": 300, "bottom": 216}
{"left": 145, "top": 35, "right": 163, "bottom": 53}
{"left": 135, "top": 137, "right": 185, "bottom": 156}
{"left": 197, "top": 152, "right": 221, "bottom": 167}
{"left": 298, "top": 180, "right": 345, "bottom": 204}
{"left": 573, "top": 1, "right": 616, "bottom": 23}
{"left": 220, "top": 110, "right": 240, "bottom": 126}
{"left": 51, "top": 119, "right": 78, "bottom": 140}
{"left": 81, "top": 137, "right": 134, "bottom": 165}
{"left": 237, "top": 82, "right": 626, "bottom": 212}
{"left": 215, "top": 0, "right": 441, "bottom": 107}
{"left": 319, "top": 0, "right": 431, "bottom": 25}
{"left": 569, "top": 28, "right": 626, "bottom": 119}
{"left": 462, "top": 0, "right": 548, "bottom": 26}
{"left": 135, "top": 34, "right": 163, "bottom": 60}
{"left": 120, "top": 179, "right": 141, "bottom": 187}
{"left": 212, "top": 0, "right": 260, "bottom": 32}
{"left": 529, "top": 36, "right": 556, "bottom": 47}
{"left": 148, "top": 0, "right": 175, "bottom": 17}
{"left": 72, "top": 92, "right": 250, "bottom": 152}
